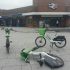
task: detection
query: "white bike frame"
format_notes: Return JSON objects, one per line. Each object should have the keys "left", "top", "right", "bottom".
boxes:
{"left": 45, "top": 32, "right": 62, "bottom": 46}
{"left": 29, "top": 51, "right": 56, "bottom": 60}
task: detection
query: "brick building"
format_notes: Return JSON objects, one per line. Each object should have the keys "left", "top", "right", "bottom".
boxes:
{"left": 0, "top": 0, "right": 70, "bottom": 27}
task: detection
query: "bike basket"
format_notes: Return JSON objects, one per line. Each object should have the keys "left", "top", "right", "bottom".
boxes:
{"left": 38, "top": 28, "right": 46, "bottom": 36}
{"left": 20, "top": 48, "right": 33, "bottom": 60}
{"left": 20, "top": 49, "right": 29, "bottom": 60}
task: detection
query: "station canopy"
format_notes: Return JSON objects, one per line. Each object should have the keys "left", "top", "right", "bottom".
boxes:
{"left": 22, "top": 12, "right": 70, "bottom": 17}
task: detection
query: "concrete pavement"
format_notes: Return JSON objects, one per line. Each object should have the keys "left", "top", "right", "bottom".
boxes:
{"left": 0, "top": 27, "right": 70, "bottom": 70}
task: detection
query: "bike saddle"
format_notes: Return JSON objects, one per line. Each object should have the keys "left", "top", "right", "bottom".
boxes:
{"left": 44, "top": 53, "right": 64, "bottom": 68}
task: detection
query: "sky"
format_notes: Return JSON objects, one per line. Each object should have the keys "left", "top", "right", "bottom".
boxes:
{"left": 0, "top": 0, "right": 33, "bottom": 10}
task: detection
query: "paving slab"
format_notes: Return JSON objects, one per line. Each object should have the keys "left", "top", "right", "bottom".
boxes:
{"left": 2, "top": 65, "right": 21, "bottom": 70}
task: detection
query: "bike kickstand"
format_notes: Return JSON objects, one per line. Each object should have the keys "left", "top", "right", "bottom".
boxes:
{"left": 49, "top": 43, "right": 54, "bottom": 53}
{"left": 50, "top": 43, "right": 54, "bottom": 49}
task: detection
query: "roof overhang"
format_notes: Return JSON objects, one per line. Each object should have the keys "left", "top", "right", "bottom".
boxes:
{"left": 22, "top": 12, "right": 70, "bottom": 16}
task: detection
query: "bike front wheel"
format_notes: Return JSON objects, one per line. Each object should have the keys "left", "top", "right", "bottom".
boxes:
{"left": 35, "top": 36, "right": 46, "bottom": 47}
{"left": 55, "top": 38, "right": 66, "bottom": 48}
{"left": 6, "top": 39, "right": 10, "bottom": 53}
{"left": 6, "top": 47, "right": 9, "bottom": 53}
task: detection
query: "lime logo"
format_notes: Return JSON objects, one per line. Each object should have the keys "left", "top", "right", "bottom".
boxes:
{"left": 48, "top": 3, "right": 58, "bottom": 10}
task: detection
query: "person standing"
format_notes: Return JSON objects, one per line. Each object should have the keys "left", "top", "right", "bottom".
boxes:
{"left": 39, "top": 18, "right": 45, "bottom": 28}
{"left": 56, "top": 20, "right": 59, "bottom": 27}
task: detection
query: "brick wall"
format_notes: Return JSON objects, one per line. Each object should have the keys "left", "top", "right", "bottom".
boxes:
{"left": 33, "top": 0, "right": 70, "bottom": 12}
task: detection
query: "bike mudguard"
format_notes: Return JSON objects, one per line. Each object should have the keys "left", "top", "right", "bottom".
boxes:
{"left": 44, "top": 53, "right": 64, "bottom": 68}
{"left": 53, "top": 36, "right": 65, "bottom": 41}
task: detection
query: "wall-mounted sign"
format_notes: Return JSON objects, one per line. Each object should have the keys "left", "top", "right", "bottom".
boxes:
{"left": 48, "top": 3, "right": 58, "bottom": 10}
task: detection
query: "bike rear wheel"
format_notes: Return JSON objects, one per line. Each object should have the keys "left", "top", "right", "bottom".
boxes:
{"left": 55, "top": 38, "right": 66, "bottom": 48}
{"left": 35, "top": 36, "right": 46, "bottom": 47}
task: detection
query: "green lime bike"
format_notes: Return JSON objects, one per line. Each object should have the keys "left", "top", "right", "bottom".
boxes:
{"left": 5, "top": 28, "right": 12, "bottom": 53}
{"left": 35, "top": 28, "right": 66, "bottom": 48}
{"left": 20, "top": 46, "right": 64, "bottom": 68}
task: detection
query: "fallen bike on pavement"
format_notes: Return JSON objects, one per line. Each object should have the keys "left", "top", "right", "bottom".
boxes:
{"left": 20, "top": 47, "right": 64, "bottom": 68}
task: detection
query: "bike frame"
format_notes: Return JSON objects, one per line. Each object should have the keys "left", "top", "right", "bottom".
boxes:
{"left": 29, "top": 51, "right": 56, "bottom": 60}
{"left": 20, "top": 48, "right": 56, "bottom": 62}
{"left": 39, "top": 30, "right": 61, "bottom": 46}
{"left": 45, "top": 33, "right": 61, "bottom": 43}
{"left": 38, "top": 28, "right": 56, "bottom": 41}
